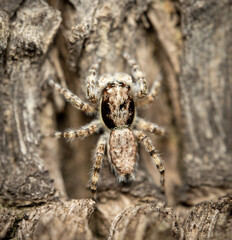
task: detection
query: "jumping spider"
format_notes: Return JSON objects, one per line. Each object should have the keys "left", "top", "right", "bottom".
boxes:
{"left": 47, "top": 53, "right": 166, "bottom": 198}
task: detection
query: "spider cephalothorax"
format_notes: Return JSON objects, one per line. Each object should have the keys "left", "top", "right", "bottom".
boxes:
{"left": 100, "top": 78, "right": 135, "bottom": 129}
{"left": 47, "top": 53, "right": 166, "bottom": 198}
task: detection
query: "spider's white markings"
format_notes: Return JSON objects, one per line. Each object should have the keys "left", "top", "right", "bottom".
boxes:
{"left": 47, "top": 53, "right": 166, "bottom": 197}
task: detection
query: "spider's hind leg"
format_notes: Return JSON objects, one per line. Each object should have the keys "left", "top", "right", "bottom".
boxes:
{"left": 133, "top": 130, "right": 165, "bottom": 193}
{"left": 91, "top": 134, "right": 107, "bottom": 200}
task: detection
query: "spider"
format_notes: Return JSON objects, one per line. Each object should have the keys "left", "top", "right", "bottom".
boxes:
{"left": 47, "top": 53, "right": 166, "bottom": 199}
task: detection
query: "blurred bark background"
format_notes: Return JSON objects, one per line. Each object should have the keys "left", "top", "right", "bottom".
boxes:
{"left": 0, "top": 0, "right": 231, "bottom": 239}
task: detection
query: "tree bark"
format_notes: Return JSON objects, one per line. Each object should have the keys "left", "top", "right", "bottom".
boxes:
{"left": 0, "top": 0, "right": 231, "bottom": 239}
{"left": 178, "top": 0, "right": 232, "bottom": 205}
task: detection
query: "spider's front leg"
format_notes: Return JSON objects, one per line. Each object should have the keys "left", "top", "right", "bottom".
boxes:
{"left": 123, "top": 52, "right": 148, "bottom": 98}
{"left": 133, "top": 130, "right": 165, "bottom": 193}
{"left": 85, "top": 59, "right": 102, "bottom": 103}
{"left": 91, "top": 134, "right": 107, "bottom": 200}
{"left": 47, "top": 79, "right": 96, "bottom": 115}
{"left": 135, "top": 117, "right": 167, "bottom": 136}
{"left": 137, "top": 74, "right": 162, "bottom": 107}
{"left": 45, "top": 120, "right": 101, "bottom": 140}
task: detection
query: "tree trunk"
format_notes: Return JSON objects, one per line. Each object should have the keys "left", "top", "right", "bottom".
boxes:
{"left": 0, "top": 0, "right": 231, "bottom": 239}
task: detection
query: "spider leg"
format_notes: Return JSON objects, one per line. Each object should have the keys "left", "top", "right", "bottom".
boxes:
{"left": 135, "top": 117, "right": 166, "bottom": 136}
{"left": 91, "top": 134, "right": 107, "bottom": 200}
{"left": 123, "top": 52, "right": 148, "bottom": 98}
{"left": 86, "top": 59, "right": 102, "bottom": 103}
{"left": 44, "top": 120, "right": 101, "bottom": 140}
{"left": 47, "top": 79, "right": 96, "bottom": 115}
{"left": 133, "top": 130, "right": 165, "bottom": 193}
{"left": 137, "top": 74, "right": 162, "bottom": 107}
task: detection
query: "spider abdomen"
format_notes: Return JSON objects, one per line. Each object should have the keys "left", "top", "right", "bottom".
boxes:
{"left": 108, "top": 128, "right": 137, "bottom": 182}
{"left": 101, "top": 81, "right": 135, "bottom": 129}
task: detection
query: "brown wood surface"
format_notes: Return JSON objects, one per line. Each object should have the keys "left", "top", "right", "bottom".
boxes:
{"left": 0, "top": 0, "right": 231, "bottom": 239}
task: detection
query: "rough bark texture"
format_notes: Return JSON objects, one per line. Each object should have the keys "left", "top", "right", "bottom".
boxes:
{"left": 179, "top": 0, "right": 232, "bottom": 204}
{"left": 0, "top": 0, "right": 61, "bottom": 206}
{"left": 0, "top": 0, "right": 231, "bottom": 239}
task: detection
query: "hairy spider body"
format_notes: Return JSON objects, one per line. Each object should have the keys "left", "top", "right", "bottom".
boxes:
{"left": 47, "top": 53, "right": 166, "bottom": 198}
{"left": 99, "top": 77, "right": 137, "bottom": 182}
{"left": 109, "top": 128, "right": 137, "bottom": 182}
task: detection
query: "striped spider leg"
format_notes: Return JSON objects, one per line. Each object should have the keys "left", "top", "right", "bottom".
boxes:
{"left": 135, "top": 117, "right": 167, "bottom": 137}
{"left": 123, "top": 52, "right": 148, "bottom": 98}
{"left": 133, "top": 130, "right": 165, "bottom": 193}
{"left": 137, "top": 74, "right": 163, "bottom": 107}
{"left": 85, "top": 58, "right": 102, "bottom": 103}
{"left": 91, "top": 134, "right": 107, "bottom": 200}
{"left": 47, "top": 79, "right": 96, "bottom": 115}
{"left": 48, "top": 120, "right": 102, "bottom": 140}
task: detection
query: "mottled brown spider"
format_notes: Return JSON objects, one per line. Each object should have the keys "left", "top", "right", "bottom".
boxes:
{"left": 47, "top": 53, "right": 166, "bottom": 199}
